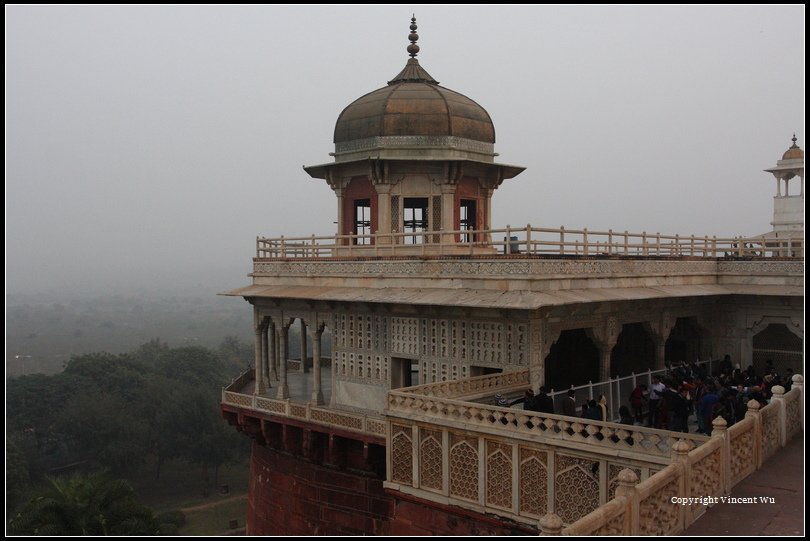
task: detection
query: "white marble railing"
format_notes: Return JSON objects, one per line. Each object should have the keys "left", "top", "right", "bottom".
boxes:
{"left": 222, "top": 373, "right": 386, "bottom": 439}
{"left": 552, "top": 376, "right": 804, "bottom": 535}
{"left": 387, "top": 389, "right": 709, "bottom": 461}
{"left": 256, "top": 225, "right": 804, "bottom": 259}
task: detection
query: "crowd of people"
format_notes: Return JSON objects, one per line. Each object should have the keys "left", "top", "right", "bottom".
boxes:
{"left": 498, "top": 356, "right": 797, "bottom": 435}
{"left": 628, "top": 356, "right": 797, "bottom": 435}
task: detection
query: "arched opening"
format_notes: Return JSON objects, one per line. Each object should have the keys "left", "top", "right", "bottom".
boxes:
{"left": 665, "top": 317, "right": 704, "bottom": 365}
{"left": 544, "top": 328, "right": 599, "bottom": 390}
{"left": 753, "top": 323, "right": 803, "bottom": 377}
{"left": 611, "top": 323, "right": 655, "bottom": 376}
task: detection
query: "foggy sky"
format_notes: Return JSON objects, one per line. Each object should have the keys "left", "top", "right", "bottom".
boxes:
{"left": 6, "top": 6, "right": 805, "bottom": 296}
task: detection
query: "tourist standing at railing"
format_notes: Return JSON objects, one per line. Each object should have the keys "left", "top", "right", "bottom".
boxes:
{"left": 784, "top": 368, "right": 795, "bottom": 390}
{"left": 692, "top": 377, "right": 708, "bottom": 433}
{"left": 647, "top": 375, "right": 665, "bottom": 428}
{"left": 535, "top": 386, "right": 555, "bottom": 414}
{"left": 597, "top": 395, "right": 608, "bottom": 422}
{"left": 629, "top": 383, "right": 648, "bottom": 424}
{"left": 584, "top": 400, "right": 601, "bottom": 421}
{"left": 618, "top": 405, "right": 634, "bottom": 425}
{"left": 698, "top": 383, "right": 720, "bottom": 435}
{"left": 561, "top": 388, "right": 577, "bottom": 417}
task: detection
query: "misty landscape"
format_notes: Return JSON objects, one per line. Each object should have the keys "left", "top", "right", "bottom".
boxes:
{"left": 6, "top": 5, "right": 803, "bottom": 536}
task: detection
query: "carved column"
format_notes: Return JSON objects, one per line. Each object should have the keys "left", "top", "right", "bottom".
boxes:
{"left": 277, "top": 322, "right": 290, "bottom": 400}
{"left": 310, "top": 326, "right": 324, "bottom": 405}
{"left": 529, "top": 319, "right": 560, "bottom": 393}
{"left": 268, "top": 320, "right": 278, "bottom": 381}
{"left": 254, "top": 325, "right": 266, "bottom": 395}
{"left": 299, "top": 319, "right": 308, "bottom": 373}
{"left": 484, "top": 188, "right": 494, "bottom": 243}
{"left": 261, "top": 323, "right": 270, "bottom": 390}
{"left": 589, "top": 317, "right": 620, "bottom": 381}
{"left": 440, "top": 183, "right": 456, "bottom": 244}
{"left": 375, "top": 183, "right": 392, "bottom": 244}
{"left": 645, "top": 312, "right": 675, "bottom": 370}
{"left": 335, "top": 188, "right": 344, "bottom": 238}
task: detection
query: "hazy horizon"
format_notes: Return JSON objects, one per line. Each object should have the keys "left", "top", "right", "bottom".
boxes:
{"left": 6, "top": 6, "right": 805, "bottom": 297}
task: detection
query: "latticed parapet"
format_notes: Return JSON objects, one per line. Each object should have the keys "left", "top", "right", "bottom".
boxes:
{"left": 382, "top": 371, "right": 804, "bottom": 532}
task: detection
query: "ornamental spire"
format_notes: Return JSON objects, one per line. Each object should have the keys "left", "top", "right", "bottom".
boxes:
{"left": 407, "top": 15, "right": 419, "bottom": 58}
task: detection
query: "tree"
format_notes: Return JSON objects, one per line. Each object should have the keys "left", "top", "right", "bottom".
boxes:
{"left": 6, "top": 436, "right": 31, "bottom": 513}
{"left": 8, "top": 472, "right": 159, "bottom": 535}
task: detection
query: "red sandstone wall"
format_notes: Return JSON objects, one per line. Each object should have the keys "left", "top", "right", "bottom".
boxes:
{"left": 247, "top": 442, "right": 535, "bottom": 536}
{"left": 248, "top": 441, "right": 393, "bottom": 535}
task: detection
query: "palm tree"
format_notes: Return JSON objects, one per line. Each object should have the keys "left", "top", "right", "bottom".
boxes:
{"left": 9, "top": 471, "right": 159, "bottom": 535}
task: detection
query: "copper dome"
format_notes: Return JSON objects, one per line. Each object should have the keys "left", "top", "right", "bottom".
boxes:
{"left": 782, "top": 135, "right": 804, "bottom": 160}
{"left": 333, "top": 58, "right": 495, "bottom": 145}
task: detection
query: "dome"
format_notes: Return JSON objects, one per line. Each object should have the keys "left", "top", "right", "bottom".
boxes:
{"left": 782, "top": 135, "right": 804, "bottom": 160}
{"left": 333, "top": 59, "right": 495, "bottom": 144}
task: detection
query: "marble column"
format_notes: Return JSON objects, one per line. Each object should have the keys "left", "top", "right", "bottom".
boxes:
{"left": 261, "top": 324, "right": 270, "bottom": 390}
{"left": 598, "top": 346, "right": 612, "bottom": 382}
{"left": 375, "top": 184, "right": 392, "bottom": 244}
{"left": 268, "top": 321, "right": 278, "bottom": 381}
{"left": 440, "top": 183, "right": 456, "bottom": 244}
{"left": 277, "top": 324, "right": 289, "bottom": 400}
{"left": 653, "top": 338, "right": 666, "bottom": 370}
{"left": 310, "top": 327, "right": 324, "bottom": 405}
{"left": 254, "top": 326, "right": 266, "bottom": 395}
{"left": 299, "top": 319, "right": 308, "bottom": 373}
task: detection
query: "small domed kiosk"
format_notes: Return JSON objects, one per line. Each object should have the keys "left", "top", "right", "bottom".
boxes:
{"left": 304, "top": 17, "right": 525, "bottom": 253}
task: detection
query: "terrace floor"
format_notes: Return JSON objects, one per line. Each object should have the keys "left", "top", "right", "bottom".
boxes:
{"left": 684, "top": 436, "right": 804, "bottom": 536}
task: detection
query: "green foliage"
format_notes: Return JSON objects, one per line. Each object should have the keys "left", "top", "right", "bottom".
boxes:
{"left": 6, "top": 340, "right": 248, "bottom": 511}
{"left": 6, "top": 436, "right": 32, "bottom": 513}
{"left": 8, "top": 472, "right": 159, "bottom": 535}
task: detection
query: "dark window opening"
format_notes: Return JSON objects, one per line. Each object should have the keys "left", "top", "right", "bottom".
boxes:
{"left": 403, "top": 197, "right": 428, "bottom": 244}
{"left": 354, "top": 199, "right": 371, "bottom": 244}
{"left": 460, "top": 199, "right": 477, "bottom": 242}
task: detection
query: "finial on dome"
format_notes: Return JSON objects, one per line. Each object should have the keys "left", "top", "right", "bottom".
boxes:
{"left": 407, "top": 15, "right": 420, "bottom": 58}
{"left": 791, "top": 133, "right": 798, "bottom": 147}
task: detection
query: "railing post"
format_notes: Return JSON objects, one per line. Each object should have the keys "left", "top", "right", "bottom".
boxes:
{"left": 623, "top": 230, "right": 629, "bottom": 255}
{"left": 711, "top": 417, "right": 730, "bottom": 495}
{"left": 737, "top": 236, "right": 743, "bottom": 257}
{"left": 310, "top": 234, "right": 316, "bottom": 257}
{"left": 674, "top": 234, "right": 680, "bottom": 256}
{"left": 745, "top": 399, "right": 763, "bottom": 469}
{"left": 770, "top": 385, "right": 788, "bottom": 447}
{"left": 792, "top": 374, "right": 804, "bottom": 431}
{"left": 671, "top": 439, "right": 693, "bottom": 529}
{"left": 703, "top": 235, "right": 709, "bottom": 257}
{"left": 655, "top": 232, "right": 661, "bottom": 255}
{"left": 538, "top": 513, "right": 563, "bottom": 535}
{"left": 559, "top": 226, "right": 565, "bottom": 255}
{"left": 583, "top": 228, "right": 589, "bottom": 256}
{"left": 608, "top": 229, "right": 613, "bottom": 254}
{"left": 588, "top": 380, "right": 594, "bottom": 400}
{"left": 689, "top": 235, "right": 695, "bottom": 256}
{"left": 615, "top": 468, "right": 639, "bottom": 535}
{"left": 505, "top": 224, "right": 512, "bottom": 255}
{"left": 280, "top": 235, "right": 286, "bottom": 258}
{"left": 526, "top": 223, "right": 532, "bottom": 254}
{"left": 641, "top": 231, "right": 647, "bottom": 256}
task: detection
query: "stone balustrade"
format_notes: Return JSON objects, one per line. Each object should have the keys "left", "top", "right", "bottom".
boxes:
{"left": 550, "top": 376, "right": 804, "bottom": 535}
{"left": 256, "top": 225, "right": 804, "bottom": 259}
{"left": 386, "top": 389, "right": 709, "bottom": 462}
{"left": 222, "top": 373, "right": 386, "bottom": 439}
